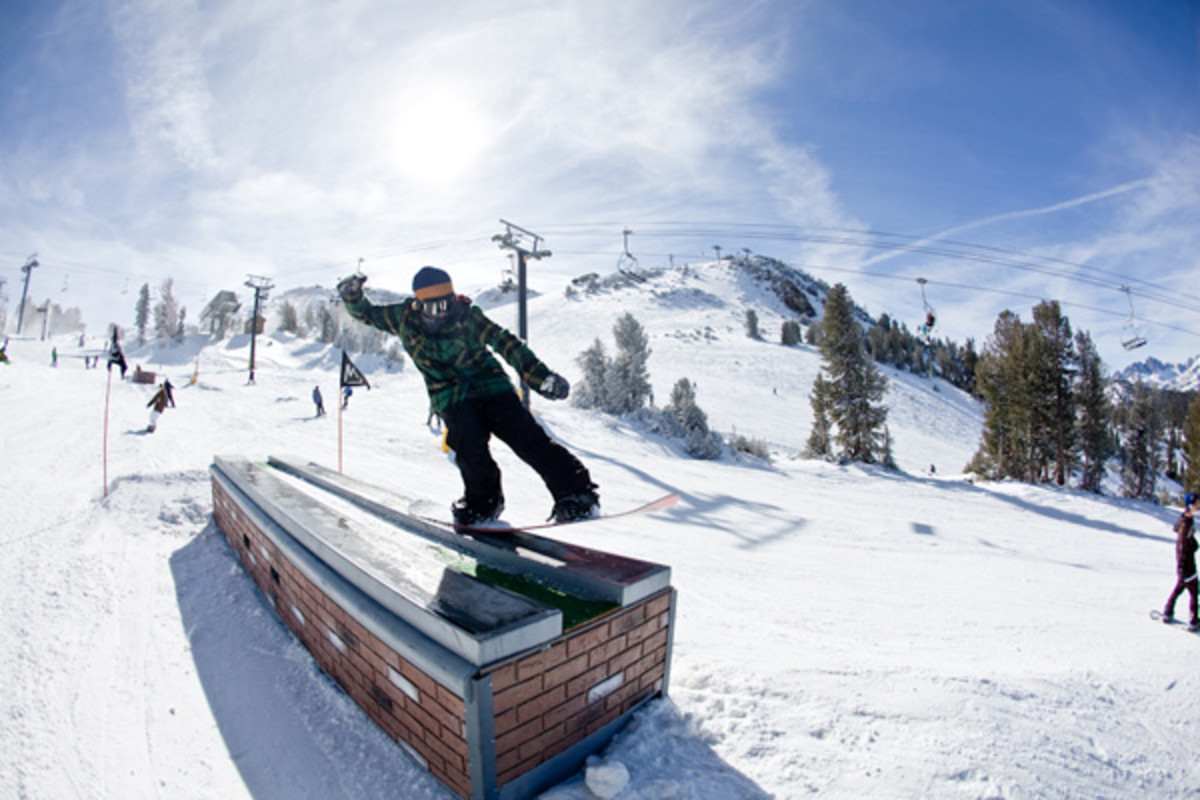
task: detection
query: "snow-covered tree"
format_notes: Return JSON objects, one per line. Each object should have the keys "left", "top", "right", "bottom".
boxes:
{"left": 573, "top": 338, "right": 610, "bottom": 410}
{"left": 605, "top": 313, "right": 652, "bottom": 414}
{"left": 278, "top": 301, "right": 300, "bottom": 335}
{"left": 153, "top": 279, "right": 179, "bottom": 341}
{"left": 745, "top": 309, "right": 760, "bottom": 340}
{"left": 664, "top": 378, "right": 722, "bottom": 459}
{"left": 135, "top": 283, "right": 151, "bottom": 344}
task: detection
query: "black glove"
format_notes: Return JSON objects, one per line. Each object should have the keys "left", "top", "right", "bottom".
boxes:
{"left": 536, "top": 372, "right": 570, "bottom": 401}
{"left": 337, "top": 273, "right": 367, "bottom": 304}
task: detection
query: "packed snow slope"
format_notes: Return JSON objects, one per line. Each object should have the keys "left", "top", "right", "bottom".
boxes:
{"left": 1, "top": 263, "right": 1197, "bottom": 799}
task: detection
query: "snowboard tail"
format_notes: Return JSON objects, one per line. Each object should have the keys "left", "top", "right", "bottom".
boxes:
{"left": 1150, "top": 610, "right": 1200, "bottom": 632}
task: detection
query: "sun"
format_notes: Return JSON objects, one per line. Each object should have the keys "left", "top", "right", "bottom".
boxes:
{"left": 384, "top": 85, "right": 491, "bottom": 186}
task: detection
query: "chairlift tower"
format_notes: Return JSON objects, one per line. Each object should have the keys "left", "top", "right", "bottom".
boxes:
{"left": 492, "top": 220, "right": 551, "bottom": 408}
{"left": 245, "top": 275, "right": 275, "bottom": 383}
{"left": 16, "top": 254, "right": 39, "bottom": 335}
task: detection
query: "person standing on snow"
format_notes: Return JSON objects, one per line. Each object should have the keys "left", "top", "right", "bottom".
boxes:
{"left": 1163, "top": 492, "right": 1199, "bottom": 628}
{"left": 107, "top": 332, "right": 127, "bottom": 379}
{"left": 313, "top": 385, "right": 326, "bottom": 416}
{"left": 337, "top": 267, "right": 599, "bottom": 525}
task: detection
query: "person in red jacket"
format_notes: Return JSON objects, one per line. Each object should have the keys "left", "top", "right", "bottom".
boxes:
{"left": 1163, "top": 492, "right": 1199, "bottom": 628}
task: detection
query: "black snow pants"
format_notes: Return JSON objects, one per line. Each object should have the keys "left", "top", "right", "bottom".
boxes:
{"left": 440, "top": 391, "right": 593, "bottom": 508}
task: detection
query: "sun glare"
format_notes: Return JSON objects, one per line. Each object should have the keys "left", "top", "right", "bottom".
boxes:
{"left": 385, "top": 86, "right": 491, "bottom": 187}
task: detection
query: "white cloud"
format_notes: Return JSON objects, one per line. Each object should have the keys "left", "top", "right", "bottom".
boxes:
{"left": 110, "top": 0, "right": 218, "bottom": 172}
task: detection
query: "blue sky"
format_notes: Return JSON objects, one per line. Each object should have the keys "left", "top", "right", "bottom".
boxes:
{"left": 1, "top": 0, "right": 1198, "bottom": 369}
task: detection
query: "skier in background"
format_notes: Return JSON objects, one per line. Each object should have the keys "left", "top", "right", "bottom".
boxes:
{"left": 338, "top": 267, "right": 599, "bottom": 525}
{"left": 313, "top": 385, "right": 326, "bottom": 416}
{"left": 342, "top": 385, "right": 352, "bottom": 410}
{"left": 1162, "top": 493, "right": 1199, "bottom": 628}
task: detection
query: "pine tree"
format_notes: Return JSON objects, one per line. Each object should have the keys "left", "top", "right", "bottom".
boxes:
{"left": 816, "top": 284, "right": 890, "bottom": 464}
{"left": 153, "top": 279, "right": 179, "bottom": 341}
{"left": 781, "top": 320, "right": 802, "bottom": 346}
{"left": 804, "top": 373, "right": 833, "bottom": 458}
{"left": 1183, "top": 393, "right": 1200, "bottom": 493}
{"left": 745, "top": 309, "right": 760, "bottom": 340}
{"left": 666, "top": 378, "right": 722, "bottom": 459}
{"left": 279, "top": 301, "right": 300, "bottom": 335}
{"left": 605, "top": 313, "right": 651, "bottom": 414}
{"left": 969, "top": 311, "right": 1025, "bottom": 478}
{"left": 1074, "top": 330, "right": 1111, "bottom": 493}
{"left": 573, "top": 338, "right": 610, "bottom": 410}
{"left": 1118, "top": 381, "right": 1161, "bottom": 501}
{"left": 318, "top": 305, "right": 338, "bottom": 343}
{"left": 1029, "top": 300, "right": 1076, "bottom": 485}
{"left": 135, "top": 283, "right": 151, "bottom": 344}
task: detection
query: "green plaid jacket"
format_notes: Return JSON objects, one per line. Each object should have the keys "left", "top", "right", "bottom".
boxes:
{"left": 344, "top": 295, "right": 550, "bottom": 413}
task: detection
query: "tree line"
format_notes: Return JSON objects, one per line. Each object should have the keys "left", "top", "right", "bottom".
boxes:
{"left": 963, "top": 298, "right": 1195, "bottom": 502}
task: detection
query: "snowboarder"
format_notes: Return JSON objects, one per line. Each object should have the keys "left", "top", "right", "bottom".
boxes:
{"left": 313, "top": 385, "right": 326, "bottom": 416}
{"left": 338, "top": 266, "right": 599, "bottom": 525}
{"left": 50, "top": 347, "right": 57, "bottom": 367}
{"left": 1162, "top": 492, "right": 1199, "bottom": 628}
{"left": 146, "top": 382, "right": 172, "bottom": 433}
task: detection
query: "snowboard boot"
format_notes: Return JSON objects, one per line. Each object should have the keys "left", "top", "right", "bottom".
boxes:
{"left": 452, "top": 495, "right": 504, "bottom": 526}
{"left": 549, "top": 488, "right": 600, "bottom": 523}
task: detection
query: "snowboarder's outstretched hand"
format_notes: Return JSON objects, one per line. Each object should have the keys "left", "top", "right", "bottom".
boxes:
{"left": 337, "top": 273, "right": 367, "bottom": 304}
{"left": 537, "top": 372, "right": 570, "bottom": 401}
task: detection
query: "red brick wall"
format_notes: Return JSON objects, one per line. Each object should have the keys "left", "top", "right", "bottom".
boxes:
{"left": 213, "top": 480, "right": 473, "bottom": 798}
{"left": 487, "top": 589, "right": 673, "bottom": 788}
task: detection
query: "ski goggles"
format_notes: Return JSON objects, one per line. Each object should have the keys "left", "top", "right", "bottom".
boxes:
{"left": 419, "top": 295, "right": 453, "bottom": 317}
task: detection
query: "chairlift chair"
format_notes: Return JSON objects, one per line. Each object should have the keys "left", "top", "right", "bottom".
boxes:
{"left": 917, "top": 278, "right": 936, "bottom": 341}
{"left": 1119, "top": 286, "right": 1148, "bottom": 351}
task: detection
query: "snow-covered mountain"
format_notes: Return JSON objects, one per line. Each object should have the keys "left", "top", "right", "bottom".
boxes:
{"left": 1, "top": 258, "right": 1197, "bottom": 799}
{"left": 1114, "top": 354, "right": 1200, "bottom": 392}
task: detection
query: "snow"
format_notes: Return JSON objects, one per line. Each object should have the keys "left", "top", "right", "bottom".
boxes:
{"left": 2, "top": 266, "right": 1198, "bottom": 799}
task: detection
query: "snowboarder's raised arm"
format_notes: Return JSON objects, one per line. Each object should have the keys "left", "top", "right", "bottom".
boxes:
{"left": 338, "top": 273, "right": 407, "bottom": 335}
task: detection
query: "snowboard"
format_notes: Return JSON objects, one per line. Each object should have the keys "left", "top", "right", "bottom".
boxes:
{"left": 1150, "top": 610, "right": 1200, "bottom": 632}
{"left": 444, "top": 492, "right": 680, "bottom": 535}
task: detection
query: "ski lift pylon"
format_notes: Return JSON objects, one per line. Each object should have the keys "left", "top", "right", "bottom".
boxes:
{"left": 1119, "top": 285, "right": 1147, "bottom": 350}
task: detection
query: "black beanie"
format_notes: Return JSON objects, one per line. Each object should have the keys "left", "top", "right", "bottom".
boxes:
{"left": 412, "top": 266, "right": 454, "bottom": 300}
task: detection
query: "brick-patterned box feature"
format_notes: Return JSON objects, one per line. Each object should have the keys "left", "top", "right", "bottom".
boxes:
{"left": 210, "top": 457, "right": 675, "bottom": 800}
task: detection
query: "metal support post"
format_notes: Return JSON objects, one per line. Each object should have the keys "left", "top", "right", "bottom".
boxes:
{"left": 16, "top": 254, "right": 38, "bottom": 335}
{"left": 492, "top": 220, "right": 551, "bottom": 409}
